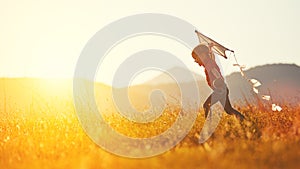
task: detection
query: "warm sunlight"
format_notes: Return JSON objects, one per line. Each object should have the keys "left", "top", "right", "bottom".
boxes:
{"left": 1, "top": 1, "right": 300, "bottom": 169}
{"left": 94, "top": 34, "right": 200, "bottom": 86}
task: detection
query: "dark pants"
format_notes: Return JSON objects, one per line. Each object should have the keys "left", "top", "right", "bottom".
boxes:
{"left": 203, "top": 87, "right": 244, "bottom": 120}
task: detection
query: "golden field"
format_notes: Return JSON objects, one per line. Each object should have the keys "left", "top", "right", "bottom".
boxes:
{"left": 0, "top": 78, "right": 299, "bottom": 169}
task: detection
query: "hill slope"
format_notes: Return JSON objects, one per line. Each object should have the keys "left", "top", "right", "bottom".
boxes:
{"left": 133, "top": 63, "right": 300, "bottom": 106}
{"left": 227, "top": 64, "right": 300, "bottom": 104}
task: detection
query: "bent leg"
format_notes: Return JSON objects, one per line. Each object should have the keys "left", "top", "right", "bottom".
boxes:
{"left": 203, "top": 92, "right": 219, "bottom": 118}
{"left": 224, "top": 88, "right": 245, "bottom": 121}
{"left": 203, "top": 95, "right": 211, "bottom": 118}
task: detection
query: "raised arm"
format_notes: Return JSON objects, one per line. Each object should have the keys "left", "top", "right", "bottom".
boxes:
{"left": 208, "top": 43, "right": 216, "bottom": 61}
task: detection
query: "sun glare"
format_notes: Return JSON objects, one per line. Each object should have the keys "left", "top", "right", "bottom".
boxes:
{"left": 38, "top": 78, "right": 72, "bottom": 96}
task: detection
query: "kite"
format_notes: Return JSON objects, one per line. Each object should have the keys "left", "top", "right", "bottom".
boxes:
{"left": 195, "top": 30, "right": 282, "bottom": 112}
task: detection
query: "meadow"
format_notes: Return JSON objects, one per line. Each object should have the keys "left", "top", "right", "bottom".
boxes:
{"left": 0, "top": 78, "right": 299, "bottom": 169}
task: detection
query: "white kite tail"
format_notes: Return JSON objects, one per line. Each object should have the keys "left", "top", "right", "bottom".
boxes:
{"left": 231, "top": 53, "right": 282, "bottom": 112}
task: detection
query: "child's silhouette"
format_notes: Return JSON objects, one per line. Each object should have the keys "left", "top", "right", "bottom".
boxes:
{"left": 192, "top": 43, "right": 245, "bottom": 121}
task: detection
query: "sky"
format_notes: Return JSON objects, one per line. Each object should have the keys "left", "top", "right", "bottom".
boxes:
{"left": 0, "top": 0, "right": 299, "bottom": 85}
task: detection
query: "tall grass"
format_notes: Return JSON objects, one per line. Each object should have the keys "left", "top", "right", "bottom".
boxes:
{"left": 0, "top": 83, "right": 299, "bottom": 169}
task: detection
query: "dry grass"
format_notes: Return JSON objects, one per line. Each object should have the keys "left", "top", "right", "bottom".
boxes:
{"left": 1, "top": 104, "right": 300, "bottom": 169}
{"left": 0, "top": 80, "right": 300, "bottom": 169}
